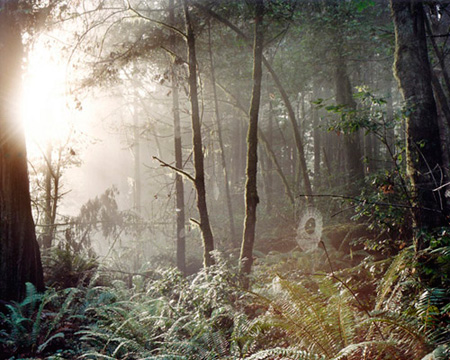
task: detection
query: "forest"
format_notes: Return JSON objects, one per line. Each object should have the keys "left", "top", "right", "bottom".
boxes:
{"left": 0, "top": 0, "right": 449, "bottom": 359}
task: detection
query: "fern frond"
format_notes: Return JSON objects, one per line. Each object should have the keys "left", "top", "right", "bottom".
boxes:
{"left": 246, "top": 346, "right": 326, "bottom": 360}
{"left": 332, "top": 340, "right": 398, "bottom": 360}
{"left": 375, "top": 248, "right": 413, "bottom": 310}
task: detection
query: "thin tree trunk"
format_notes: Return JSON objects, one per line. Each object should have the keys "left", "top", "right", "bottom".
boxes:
{"left": 207, "top": 21, "right": 237, "bottom": 248}
{"left": 183, "top": 0, "right": 215, "bottom": 267}
{"left": 239, "top": 0, "right": 264, "bottom": 289}
{"left": 0, "top": 1, "right": 44, "bottom": 301}
{"left": 170, "top": 0, "right": 186, "bottom": 274}
{"left": 263, "top": 59, "right": 313, "bottom": 205}
{"left": 42, "top": 143, "right": 53, "bottom": 250}
{"left": 391, "top": 0, "right": 448, "bottom": 242}
{"left": 133, "top": 102, "right": 141, "bottom": 214}
{"left": 385, "top": 87, "right": 395, "bottom": 169}
{"left": 312, "top": 86, "right": 321, "bottom": 189}
{"left": 266, "top": 100, "right": 274, "bottom": 210}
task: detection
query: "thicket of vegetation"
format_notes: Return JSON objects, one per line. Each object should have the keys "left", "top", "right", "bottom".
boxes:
{"left": 0, "top": 0, "right": 449, "bottom": 359}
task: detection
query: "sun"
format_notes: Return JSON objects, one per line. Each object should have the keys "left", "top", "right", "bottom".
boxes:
{"left": 20, "top": 37, "right": 72, "bottom": 159}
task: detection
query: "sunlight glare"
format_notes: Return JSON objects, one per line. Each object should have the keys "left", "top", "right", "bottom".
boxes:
{"left": 21, "top": 38, "right": 71, "bottom": 158}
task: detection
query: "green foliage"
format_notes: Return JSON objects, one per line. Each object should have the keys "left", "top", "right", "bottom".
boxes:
{"left": 257, "top": 274, "right": 431, "bottom": 359}
{"left": 0, "top": 283, "right": 86, "bottom": 359}
{"left": 351, "top": 171, "right": 413, "bottom": 255}
{"left": 1, "top": 244, "right": 447, "bottom": 360}
{"left": 77, "top": 255, "right": 264, "bottom": 359}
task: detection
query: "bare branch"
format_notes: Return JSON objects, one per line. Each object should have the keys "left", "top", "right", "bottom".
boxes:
{"left": 125, "top": 0, "right": 187, "bottom": 39}
{"left": 153, "top": 156, "right": 195, "bottom": 182}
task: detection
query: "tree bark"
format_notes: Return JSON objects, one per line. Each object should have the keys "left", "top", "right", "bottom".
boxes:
{"left": 170, "top": 0, "right": 186, "bottom": 274}
{"left": 239, "top": 0, "right": 264, "bottom": 289}
{"left": 391, "top": 0, "right": 448, "bottom": 242}
{"left": 183, "top": 0, "right": 215, "bottom": 267}
{"left": 334, "top": 58, "right": 364, "bottom": 188}
{"left": 0, "top": 1, "right": 44, "bottom": 302}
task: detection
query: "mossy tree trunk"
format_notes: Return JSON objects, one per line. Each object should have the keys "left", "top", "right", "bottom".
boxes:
{"left": 0, "top": 1, "right": 44, "bottom": 302}
{"left": 391, "top": 0, "right": 449, "bottom": 247}
{"left": 239, "top": 0, "right": 264, "bottom": 289}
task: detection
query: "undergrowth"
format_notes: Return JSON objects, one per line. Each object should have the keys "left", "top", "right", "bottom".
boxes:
{"left": 1, "top": 242, "right": 449, "bottom": 360}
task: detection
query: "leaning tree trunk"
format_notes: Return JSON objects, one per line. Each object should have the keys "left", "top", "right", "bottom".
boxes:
{"left": 183, "top": 0, "right": 215, "bottom": 267}
{"left": 391, "top": 0, "right": 448, "bottom": 247}
{"left": 0, "top": 1, "right": 44, "bottom": 302}
{"left": 239, "top": 0, "right": 264, "bottom": 289}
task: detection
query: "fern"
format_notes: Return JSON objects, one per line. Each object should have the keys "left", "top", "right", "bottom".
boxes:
{"left": 256, "top": 273, "right": 432, "bottom": 360}
{"left": 0, "top": 283, "right": 90, "bottom": 358}
{"left": 375, "top": 247, "right": 414, "bottom": 311}
{"left": 246, "top": 347, "right": 325, "bottom": 360}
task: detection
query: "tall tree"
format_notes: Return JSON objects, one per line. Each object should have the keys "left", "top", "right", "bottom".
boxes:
{"left": 391, "top": 0, "right": 448, "bottom": 248}
{"left": 183, "top": 0, "right": 215, "bottom": 267}
{"left": 239, "top": 0, "right": 264, "bottom": 288}
{"left": 0, "top": 0, "right": 44, "bottom": 301}
{"left": 334, "top": 57, "right": 365, "bottom": 188}
{"left": 169, "top": 0, "right": 186, "bottom": 274}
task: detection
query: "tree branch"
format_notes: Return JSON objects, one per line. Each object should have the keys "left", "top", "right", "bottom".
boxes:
{"left": 153, "top": 156, "right": 195, "bottom": 182}
{"left": 125, "top": 0, "right": 187, "bottom": 39}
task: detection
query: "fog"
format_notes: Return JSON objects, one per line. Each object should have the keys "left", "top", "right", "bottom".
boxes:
{"left": 22, "top": 0, "right": 405, "bottom": 273}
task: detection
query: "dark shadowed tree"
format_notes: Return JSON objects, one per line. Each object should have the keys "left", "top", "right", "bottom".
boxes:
{"left": 0, "top": 0, "right": 44, "bottom": 302}
{"left": 391, "top": 0, "right": 449, "bottom": 249}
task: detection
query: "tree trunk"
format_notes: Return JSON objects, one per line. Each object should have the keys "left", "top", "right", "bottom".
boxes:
{"left": 183, "top": 0, "right": 215, "bottom": 267}
{"left": 219, "top": 83, "right": 295, "bottom": 206}
{"left": 42, "top": 143, "right": 53, "bottom": 250}
{"left": 385, "top": 87, "right": 395, "bottom": 170}
{"left": 170, "top": 0, "right": 186, "bottom": 274}
{"left": 133, "top": 101, "right": 141, "bottom": 214}
{"left": 391, "top": 0, "right": 448, "bottom": 244}
{"left": 207, "top": 21, "right": 237, "bottom": 248}
{"left": 313, "top": 88, "right": 321, "bottom": 189}
{"left": 0, "top": 1, "right": 44, "bottom": 302}
{"left": 193, "top": 3, "right": 314, "bottom": 205}
{"left": 266, "top": 100, "right": 274, "bottom": 209}
{"left": 335, "top": 58, "right": 364, "bottom": 189}
{"left": 263, "top": 59, "right": 313, "bottom": 205}
{"left": 239, "top": 0, "right": 264, "bottom": 289}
